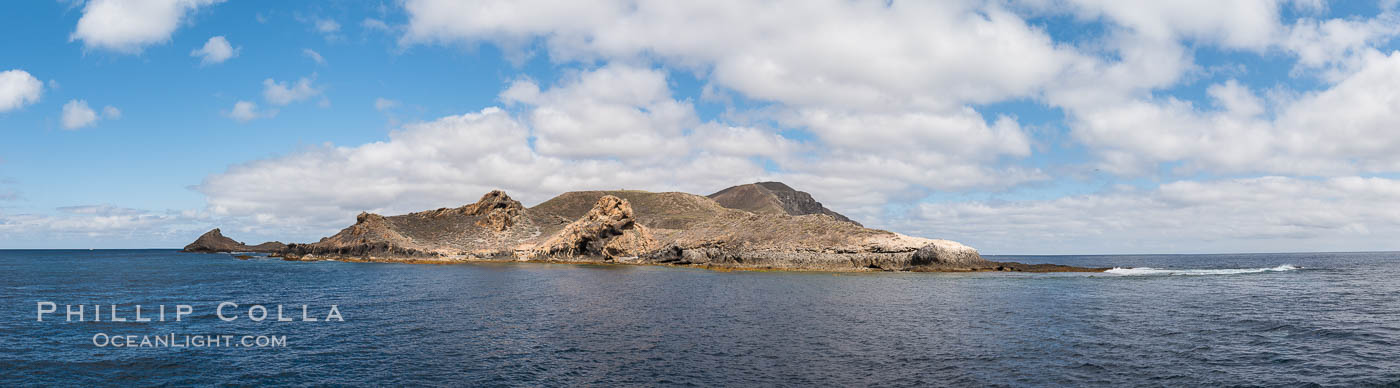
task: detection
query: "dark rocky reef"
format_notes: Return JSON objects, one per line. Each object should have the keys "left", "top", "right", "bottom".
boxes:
{"left": 182, "top": 228, "right": 285, "bottom": 253}
{"left": 708, "top": 182, "right": 862, "bottom": 226}
{"left": 189, "top": 182, "right": 1103, "bottom": 273}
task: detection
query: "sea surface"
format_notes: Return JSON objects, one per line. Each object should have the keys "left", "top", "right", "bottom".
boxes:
{"left": 1, "top": 250, "right": 1398, "bottom": 387}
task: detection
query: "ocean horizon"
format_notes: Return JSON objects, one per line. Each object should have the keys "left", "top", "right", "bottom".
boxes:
{"left": 4, "top": 249, "right": 1398, "bottom": 386}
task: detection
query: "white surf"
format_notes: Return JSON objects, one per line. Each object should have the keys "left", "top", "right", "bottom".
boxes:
{"left": 1105, "top": 264, "right": 1300, "bottom": 276}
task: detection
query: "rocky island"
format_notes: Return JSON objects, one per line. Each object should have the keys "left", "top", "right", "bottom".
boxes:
{"left": 183, "top": 182, "right": 1105, "bottom": 273}
{"left": 182, "top": 228, "right": 286, "bottom": 253}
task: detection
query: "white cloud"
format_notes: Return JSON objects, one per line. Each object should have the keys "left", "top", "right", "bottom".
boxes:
{"left": 362, "top": 18, "right": 390, "bottom": 31}
{"left": 0, "top": 70, "right": 43, "bottom": 112}
{"left": 689, "top": 123, "right": 797, "bottom": 159}
{"left": 199, "top": 66, "right": 779, "bottom": 236}
{"left": 404, "top": 2, "right": 1064, "bottom": 195}
{"left": 310, "top": 18, "right": 341, "bottom": 40}
{"left": 60, "top": 99, "right": 99, "bottom": 130}
{"left": 226, "top": 100, "right": 274, "bottom": 122}
{"left": 198, "top": 64, "right": 1045, "bottom": 236}
{"left": 1281, "top": 12, "right": 1400, "bottom": 78}
{"left": 102, "top": 105, "right": 121, "bottom": 119}
{"left": 501, "top": 65, "right": 695, "bottom": 160}
{"left": 1065, "top": 49, "right": 1400, "bottom": 176}
{"left": 315, "top": 18, "right": 340, "bottom": 33}
{"left": 262, "top": 75, "right": 322, "bottom": 105}
{"left": 897, "top": 176, "right": 1400, "bottom": 254}
{"left": 70, "top": 0, "right": 223, "bottom": 53}
{"left": 0, "top": 205, "right": 212, "bottom": 248}
{"left": 373, "top": 97, "right": 398, "bottom": 111}
{"left": 190, "top": 35, "right": 239, "bottom": 65}
{"left": 403, "top": 1, "right": 1085, "bottom": 112}
{"left": 1043, "top": 0, "right": 1285, "bottom": 50}
{"left": 201, "top": 107, "right": 554, "bottom": 234}
{"left": 302, "top": 48, "right": 325, "bottom": 65}
{"left": 996, "top": 2, "right": 1400, "bottom": 177}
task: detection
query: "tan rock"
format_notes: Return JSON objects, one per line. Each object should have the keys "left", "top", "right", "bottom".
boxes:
{"left": 533, "top": 195, "right": 657, "bottom": 260}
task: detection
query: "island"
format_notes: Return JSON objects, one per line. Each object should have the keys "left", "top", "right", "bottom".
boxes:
{"left": 183, "top": 182, "right": 1105, "bottom": 273}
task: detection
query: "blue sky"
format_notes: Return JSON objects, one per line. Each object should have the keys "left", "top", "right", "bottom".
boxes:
{"left": 3, "top": 1, "right": 1400, "bottom": 254}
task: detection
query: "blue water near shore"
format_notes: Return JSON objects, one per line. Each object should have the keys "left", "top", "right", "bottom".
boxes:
{"left": 2, "top": 250, "right": 1399, "bottom": 386}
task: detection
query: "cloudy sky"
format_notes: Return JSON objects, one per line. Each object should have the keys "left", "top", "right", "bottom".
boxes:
{"left": 2, "top": 0, "right": 1399, "bottom": 254}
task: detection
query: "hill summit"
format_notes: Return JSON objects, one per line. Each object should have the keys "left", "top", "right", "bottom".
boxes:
{"left": 707, "top": 182, "right": 861, "bottom": 226}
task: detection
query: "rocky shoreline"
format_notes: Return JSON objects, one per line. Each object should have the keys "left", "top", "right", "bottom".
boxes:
{"left": 184, "top": 182, "right": 1106, "bottom": 273}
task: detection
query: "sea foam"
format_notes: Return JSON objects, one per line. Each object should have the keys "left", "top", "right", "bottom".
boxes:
{"left": 1105, "top": 264, "right": 1300, "bottom": 276}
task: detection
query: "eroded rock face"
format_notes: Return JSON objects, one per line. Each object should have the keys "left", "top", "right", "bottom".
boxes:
{"left": 447, "top": 190, "right": 526, "bottom": 232}
{"left": 911, "top": 241, "right": 989, "bottom": 268}
{"left": 462, "top": 190, "right": 523, "bottom": 216}
{"left": 533, "top": 195, "right": 657, "bottom": 259}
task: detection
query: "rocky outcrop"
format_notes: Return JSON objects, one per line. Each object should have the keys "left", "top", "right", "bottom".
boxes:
{"left": 463, "top": 190, "right": 523, "bottom": 231}
{"left": 708, "top": 182, "right": 862, "bottom": 226}
{"left": 279, "top": 212, "right": 438, "bottom": 260}
{"left": 531, "top": 195, "right": 658, "bottom": 260}
{"left": 182, "top": 229, "right": 243, "bottom": 252}
{"left": 181, "top": 228, "right": 284, "bottom": 253}
{"left": 912, "top": 240, "right": 990, "bottom": 269}
{"left": 189, "top": 182, "right": 1103, "bottom": 272}
{"left": 247, "top": 241, "right": 289, "bottom": 252}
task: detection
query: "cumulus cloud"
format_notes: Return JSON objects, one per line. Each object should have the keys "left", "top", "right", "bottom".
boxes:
{"left": 996, "top": 2, "right": 1400, "bottom": 178}
{"left": 199, "top": 63, "right": 1041, "bottom": 237}
{"left": 404, "top": 1, "right": 1061, "bottom": 199}
{"left": 70, "top": 0, "right": 223, "bottom": 53}
{"left": 0, "top": 70, "right": 43, "bottom": 112}
{"left": 896, "top": 176, "right": 1400, "bottom": 254}
{"left": 226, "top": 100, "right": 274, "bottom": 122}
{"left": 1281, "top": 12, "right": 1400, "bottom": 78}
{"left": 302, "top": 48, "right": 325, "bottom": 65}
{"left": 1037, "top": 0, "right": 1285, "bottom": 50}
{"left": 60, "top": 100, "right": 97, "bottom": 129}
{"left": 190, "top": 35, "right": 239, "bottom": 65}
{"left": 501, "top": 66, "right": 696, "bottom": 160}
{"left": 59, "top": 100, "right": 120, "bottom": 130}
{"left": 404, "top": 0, "right": 1081, "bottom": 112}
{"left": 262, "top": 75, "right": 322, "bottom": 105}
{"left": 1065, "top": 50, "right": 1400, "bottom": 176}
{"left": 199, "top": 66, "right": 780, "bottom": 237}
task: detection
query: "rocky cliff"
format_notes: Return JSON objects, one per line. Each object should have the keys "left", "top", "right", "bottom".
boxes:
{"left": 190, "top": 183, "right": 1103, "bottom": 272}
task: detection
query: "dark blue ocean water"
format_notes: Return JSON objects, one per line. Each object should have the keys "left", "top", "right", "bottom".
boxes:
{"left": 2, "top": 250, "right": 1398, "bottom": 387}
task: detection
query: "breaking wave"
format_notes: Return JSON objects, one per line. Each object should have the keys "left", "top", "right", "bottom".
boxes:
{"left": 1105, "top": 264, "right": 1300, "bottom": 276}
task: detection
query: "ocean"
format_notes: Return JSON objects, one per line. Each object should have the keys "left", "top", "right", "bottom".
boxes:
{"left": 1, "top": 250, "right": 1397, "bottom": 386}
